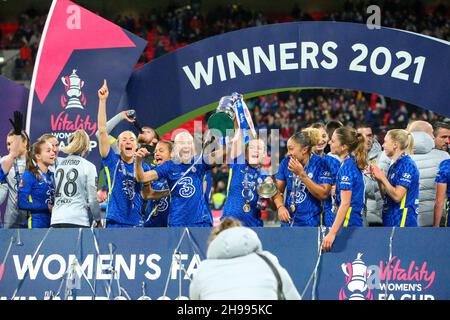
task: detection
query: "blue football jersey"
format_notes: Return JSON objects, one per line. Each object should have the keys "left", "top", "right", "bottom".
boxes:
{"left": 335, "top": 156, "right": 364, "bottom": 227}
{"left": 144, "top": 175, "right": 170, "bottom": 228}
{"left": 0, "top": 166, "right": 7, "bottom": 183}
{"left": 154, "top": 156, "right": 213, "bottom": 227}
{"left": 322, "top": 154, "right": 341, "bottom": 227}
{"left": 436, "top": 159, "right": 450, "bottom": 199}
{"left": 102, "top": 149, "right": 150, "bottom": 227}
{"left": 222, "top": 158, "right": 267, "bottom": 227}
{"left": 18, "top": 170, "right": 54, "bottom": 228}
{"left": 276, "top": 154, "right": 332, "bottom": 227}
{"left": 435, "top": 159, "right": 450, "bottom": 227}
{"left": 204, "top": 169, "right": 212, "bottom": 205}
{"left": 383, "top": 154, "right": 419, "bottom": 227}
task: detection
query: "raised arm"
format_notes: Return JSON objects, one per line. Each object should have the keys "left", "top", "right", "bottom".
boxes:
{"left": 274, "top": 179, "right": 290, "bottom": 223}
{"left": 288, "top": 157, "right": 331, "bottom": 200}
{"left": 1, "top": 135, "right": 21, "bottom": 178}
{"left": 141, "top": 184, "right": 170, "bottom": 200}
{"left": 2, "top": 111, "right": 24, "bottom": 175}
{"left": 134, "top": 148, "right": 159, "bottom": 183}
{"left": 322, "top": 189, "right": 352, "bottom": 252}
{"left": 229, "top": 127, "right": 244, "bottom": 160}
{"left": 97, "top": 80, "right": 111, "bottom": 158}
{"left": 95, "top": 110, "right": 136, "bottom": 154}
{"left": 371, "top": 164, "right": 407, "bottom": 203}
{"left": 204, "top": 143, "right": 227, "bottom": 166}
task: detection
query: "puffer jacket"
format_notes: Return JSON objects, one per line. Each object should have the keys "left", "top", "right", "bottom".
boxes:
{"left": 364, "top": 139, "right": 384, "bottom": 225}
{"left": 189, "top": 227, "right": 301, "bottom": 300}
{"left": 411, "top": 132, "right": 449, "bottom": 226}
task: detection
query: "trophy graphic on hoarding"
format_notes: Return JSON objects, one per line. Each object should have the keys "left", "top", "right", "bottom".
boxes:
{"left": 61, "top": 69, "right": 86, "bottom": 110}
{"left": 339, "top": 253, "right": 374, "bottom": 300}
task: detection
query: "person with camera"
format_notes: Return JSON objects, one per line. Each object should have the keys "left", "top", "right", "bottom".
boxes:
{"left": 94, "top": 106, "right": 160, "bottom": 166}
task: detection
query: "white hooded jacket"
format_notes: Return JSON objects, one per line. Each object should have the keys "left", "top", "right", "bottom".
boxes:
{"left": 189, "top": 227, "right": 301, "bottom": 300}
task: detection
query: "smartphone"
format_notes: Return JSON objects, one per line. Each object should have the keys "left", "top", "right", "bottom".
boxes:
{"left": 127, "top": 110, "right": 136, "bottom": 120}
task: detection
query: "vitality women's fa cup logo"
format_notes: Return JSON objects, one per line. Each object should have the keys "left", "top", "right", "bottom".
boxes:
{"left": 61, "top": 69, "right": 86, "bottom": 110}
{"left": 339, "top": 253, "right": 374, "bottom": 300}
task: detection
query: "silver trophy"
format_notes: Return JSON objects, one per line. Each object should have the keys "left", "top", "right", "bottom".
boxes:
{"left": 257, "top": 178, "right": 278, "bottom": 199}
{"left": 256, "top": 178, "right": 277, "bottom": 210}
{"left": 207, "top": 95, "right": 237, "bottom": 137}
{"left": 61, "top": 69, "right": 85, "bottom": 110}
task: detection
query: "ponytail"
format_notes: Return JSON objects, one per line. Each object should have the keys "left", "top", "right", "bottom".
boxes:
{"left": 406, "top": 132, "right": 414, "bottom": 155}
{"left": 335, "top": 127, "right": 368, "bottom": 171}
{"left": 26, "top": 140, "right": 48, "bottom": 180}
{"left": 354, "top": 132, "right": 368, "bottom": 171}
{"left": 61, "top": 129, "right": 90, "bottom": 156}
{"left": 387, "top": 129, "right": 415, "bottom": 155}
{"left": 26, "top": 149, "right": 40, "bottom": 180}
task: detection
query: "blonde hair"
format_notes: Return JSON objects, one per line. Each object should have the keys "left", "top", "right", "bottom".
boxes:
{"left": 61, "top": 130, "right": 90, "bottom": 156}
{"left": 290, "top": 127, "right": 321, "bottom": 151}
{"left": 117, "top": 130, "right": 137, "bottom": 141}
{"left": 387, "top": 129, "right": 414, "bottom": 155}
{"left": 335, "top": 127, "right": 367, "bottom": 171}
{"left": 208, "top": 217, "right": 242, "bottom": 244}
{"left": 38, "top": 133, "right": 57, "bottom": 142}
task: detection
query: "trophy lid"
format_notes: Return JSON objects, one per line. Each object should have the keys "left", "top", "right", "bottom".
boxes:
{"left": 257, "top": 181, "right": 277, "bottom": 198}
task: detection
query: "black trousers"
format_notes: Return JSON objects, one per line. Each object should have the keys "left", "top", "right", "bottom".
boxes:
{"left": 51, "top": 223, "right": 89, "bottom": 228}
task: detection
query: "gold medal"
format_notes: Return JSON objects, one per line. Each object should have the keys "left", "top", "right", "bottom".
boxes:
{"left": 290, "top": 204, "right": 296, "bottom": 213}
{"left": 243, "top": 203, "right": 251, "bottom": 212}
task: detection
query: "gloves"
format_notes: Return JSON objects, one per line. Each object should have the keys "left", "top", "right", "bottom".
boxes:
{"left": 9, "top": 111, "right": 24, "bottom": 135}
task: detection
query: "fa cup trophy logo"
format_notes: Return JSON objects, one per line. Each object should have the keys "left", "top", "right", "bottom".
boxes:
{"left": 339, "top": 253, "right": 374, "bottom": 300}
{"left": 61, "top": 69, "right": 86, "bottom": 110}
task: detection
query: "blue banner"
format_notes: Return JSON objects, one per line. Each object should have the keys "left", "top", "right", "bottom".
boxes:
{"left": 26, "top": 0, "right": 147, "bottom": 166}
{"left": 0, "top": 228, "right": 448, "bottom": 300}
{"left": 126, "top": 22, "right": 450, "bottom": 133}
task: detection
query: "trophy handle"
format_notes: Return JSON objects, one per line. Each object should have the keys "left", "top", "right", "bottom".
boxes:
{"left": 341, "top": 263, "right": 351, "bottom": 277}
{"left": 61, "top": 76, "right": 68, "bottom": 87}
